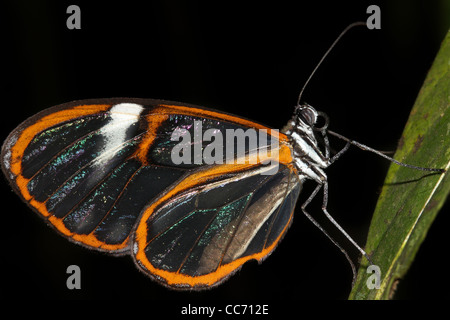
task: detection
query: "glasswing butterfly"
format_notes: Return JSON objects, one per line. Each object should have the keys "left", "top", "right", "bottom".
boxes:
{"left": 1, "top": 23, "right": 443, "bottom": 290}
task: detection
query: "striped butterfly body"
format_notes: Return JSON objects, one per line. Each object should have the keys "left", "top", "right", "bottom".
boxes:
{"left": 2, "top": 98, "right": 326, "bottom": 289}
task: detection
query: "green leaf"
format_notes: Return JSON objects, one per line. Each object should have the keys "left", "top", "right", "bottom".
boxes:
{"left": 348, "top": 29, "right": 450, "bottom": 300}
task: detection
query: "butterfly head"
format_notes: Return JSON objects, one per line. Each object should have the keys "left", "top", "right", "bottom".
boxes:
{"left": 285, "top": 103, "right": 329, "bottom": 142}
{"left": 295, "top": 103, "right": 329, "bottom": 131}
{"left": 296, "top": 104, "right": 318, "bottom": 127}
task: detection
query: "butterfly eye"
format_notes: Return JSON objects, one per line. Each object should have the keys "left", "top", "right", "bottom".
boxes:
{"left": 298, "top": 106, "right": 317, "bottom": 126}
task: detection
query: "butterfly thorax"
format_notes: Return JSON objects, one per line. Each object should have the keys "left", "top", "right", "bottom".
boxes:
{"left": 282, "top": 104, "right": 330, "bottom": 183}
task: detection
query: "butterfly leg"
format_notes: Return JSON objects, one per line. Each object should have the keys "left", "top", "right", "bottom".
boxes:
{"left": 300, "top": 181, "right": 358, "bottom": 284}
{"left": 319, "top": 126, "right": 351, "bottom": 165}
{"left": 321, "top": 181, "right": 373, "bottom": 266}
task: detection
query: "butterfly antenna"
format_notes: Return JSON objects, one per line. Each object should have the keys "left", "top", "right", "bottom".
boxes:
{"left": 297, "top": 21, "right": 367, "bottom": 106}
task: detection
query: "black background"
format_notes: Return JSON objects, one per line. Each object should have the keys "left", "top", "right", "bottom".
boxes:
{"left": 1, "top": 0, "right": 449, "bottom": 302}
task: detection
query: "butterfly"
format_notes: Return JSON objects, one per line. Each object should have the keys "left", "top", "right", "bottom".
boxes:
{"left": 2, "top": 23, "right": 442, "bottom": 290}
{"left": 2, "top": 98, "right": 314, "bottom": 289}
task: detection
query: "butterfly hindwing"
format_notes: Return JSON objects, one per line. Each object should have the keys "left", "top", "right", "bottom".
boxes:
{"left": 133, "top": 163, "right": 301, "bottom": 289}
